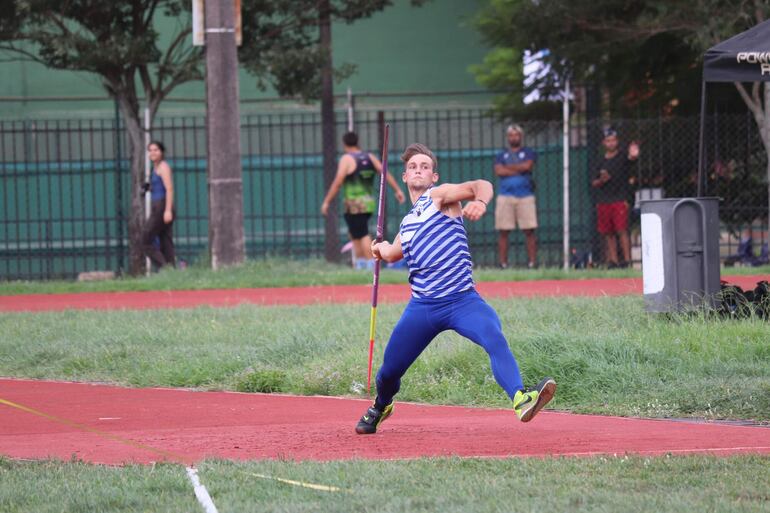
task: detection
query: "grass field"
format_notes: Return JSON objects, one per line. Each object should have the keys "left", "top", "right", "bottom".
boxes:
{"left": 2, "top": 263, "right": 769, "bottom": 513}
{"left": 2, "top": 455, "right": 769, "bottom": 513}
{"left": 2, "top": 258, "right": 768, "bottom": 296}
{"left": 0, "top": 258, "right": 644, "bottom": 294}
{"left": 1, "top": 296, "right": 768, "bottom": 420}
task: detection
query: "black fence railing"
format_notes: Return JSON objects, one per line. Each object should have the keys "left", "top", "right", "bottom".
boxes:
{"left": 0, "top": 108, "right": 767, "bottom": 280}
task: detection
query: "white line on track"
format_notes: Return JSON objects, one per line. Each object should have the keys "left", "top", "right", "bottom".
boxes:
{"left": 186, "top": 467, "right": 219, "bottom": 513}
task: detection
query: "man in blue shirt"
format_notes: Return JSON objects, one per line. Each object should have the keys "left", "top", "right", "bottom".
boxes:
{"left": 494, "top": 125, "right": 538, "bottom": 269}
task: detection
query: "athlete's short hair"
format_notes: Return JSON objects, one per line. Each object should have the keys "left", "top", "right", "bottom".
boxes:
{"left": 342, "top": 131, "right": 358, "bottom": 147}
{"left": 401, "top": 143, "right": 437, "bottom": 172}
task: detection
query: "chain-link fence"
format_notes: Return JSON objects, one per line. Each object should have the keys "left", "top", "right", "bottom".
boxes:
{"left": 1, "top": 103, "right": 768, "bottom": 279}
{"left": 578, "top": 113, "right": 768, "bottom": 269}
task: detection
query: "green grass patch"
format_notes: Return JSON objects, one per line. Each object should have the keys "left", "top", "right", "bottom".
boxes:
{"left": 1, "top": 455, "right": 768, "bottom": 513}
{"left": 0, "top": 258, "right": 649, "bottom": 295}
{"left": 2, "top": 257, "right": 767, "bottom": 296}
{"left": 1, "top": 296, "right": 768, "bottom": 420}
{"left": 0, "top": 458, "right": 197, "bottom": 513}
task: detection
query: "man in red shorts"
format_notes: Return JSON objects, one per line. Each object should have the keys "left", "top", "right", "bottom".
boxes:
{"left": 591, "top": 127, "right": 640, "bottom": 268}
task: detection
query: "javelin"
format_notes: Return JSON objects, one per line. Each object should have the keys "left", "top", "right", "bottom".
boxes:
{"left": 367, "top": 123, "right": 389, "bottom": 395}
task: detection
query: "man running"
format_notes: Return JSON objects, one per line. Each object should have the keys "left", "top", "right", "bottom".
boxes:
{"left": 321, "top": 131, "right": 405, "bottom": 269}
{"left": 355, "top": 143, "right": 556, "bottom": 434}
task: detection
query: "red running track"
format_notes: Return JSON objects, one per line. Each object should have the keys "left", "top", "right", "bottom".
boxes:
{"left": 1, "top": 379, "right": 768, "bottom": 465}
{"left": 0, "top": 275, "right": 767, "bottom": 312}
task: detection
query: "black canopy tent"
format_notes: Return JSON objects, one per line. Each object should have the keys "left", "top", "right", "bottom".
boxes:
{"left": 700, "top": 19, "right": 770, "bottom": 233}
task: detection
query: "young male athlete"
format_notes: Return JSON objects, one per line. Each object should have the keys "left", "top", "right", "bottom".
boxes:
{"left": 355, "top": 143, "right": 556, "bottom": 434}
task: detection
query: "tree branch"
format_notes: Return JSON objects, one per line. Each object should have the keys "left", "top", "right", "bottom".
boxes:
{"left": 735, "top": 81, "right": 765, "bottom": 126}
{"left": 0, "top": 44, "right": 52, "bottom": 68}
{"left": 573, "top": 18, "right": 701, "bottom": 40}
{"left": 159, "top": 54, "right": 201, "bottom": 99}
{"left": 40, "top": 10, "right": 78, "bottom": 40}
{"left": 158, "top": 27, "right": 190, "bottom": 76}
{"left": 139, "top": 65, "right": 153, "bottom": 102}
{"left": 143, "top": 0, "right": 161, "bottom": 30}
{"left": 755, "top": 0, "right": 766, "bottom": 23}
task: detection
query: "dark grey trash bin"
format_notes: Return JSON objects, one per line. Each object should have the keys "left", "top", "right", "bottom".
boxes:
{"left": 640, "top": 197, "right": 721, "bottom": 313}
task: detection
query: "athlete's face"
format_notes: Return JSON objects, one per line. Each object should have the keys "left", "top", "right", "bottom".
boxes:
{"left": 402, "top": 154, "right": 438, "bottom": 189}
{"left": 148, "top": 144, "right": 163, "bottom": 163}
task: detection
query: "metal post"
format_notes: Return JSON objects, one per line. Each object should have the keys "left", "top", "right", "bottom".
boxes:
{"left": 113, "top": 98, "right": 125, "bottom": 275}
{"left": 765, "top": 83, "right": 770, "bottom": 249}
{"left": 562, "top": 79, "right": 571, "bottom": 270}
{"left": 697, "top": 80, "right": 707, "bottom": 197}
{"left": 144, "top": 106, "right": 151, "bottom": 276}
{"left": 347, "top": 87, "right": 354, "bottom": 132}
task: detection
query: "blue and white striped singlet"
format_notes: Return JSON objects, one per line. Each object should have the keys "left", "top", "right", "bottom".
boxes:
{"left": 399, "top": 188, "right": 474, "bottom": 299}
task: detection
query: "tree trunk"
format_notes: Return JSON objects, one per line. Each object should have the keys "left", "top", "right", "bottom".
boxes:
{"left": 116, "top": 97, "right": 148, "bottom": 276}
{"left": 319, "top": 0, "right": 339, "bottom": 262}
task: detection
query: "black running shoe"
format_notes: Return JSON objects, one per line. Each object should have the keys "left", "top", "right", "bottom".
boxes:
{"left": 355, "top": 403, "right": 394, "bottom": 434}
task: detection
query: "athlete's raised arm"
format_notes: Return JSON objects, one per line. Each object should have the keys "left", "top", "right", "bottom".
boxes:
{"left": 430, "top": 180, "right": 493, "bottom": 221}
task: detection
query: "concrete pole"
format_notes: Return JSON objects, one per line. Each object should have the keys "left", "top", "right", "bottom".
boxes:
{"left": 205, "top": 0, "right": 245, "bottom": 269}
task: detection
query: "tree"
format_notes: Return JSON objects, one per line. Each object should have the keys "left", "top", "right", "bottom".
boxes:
{"left": 474, "top": 0, "right": 770, "bottom": 223}
{"left": 238, "top": 0, "right": 428, "bottom": 262}
{"left": 472, "top": 0, "right": 713, "bottom": 116}
{"left": 0, "top": 0, "right": 425, "bottom": 272}
{"left": 0, "top": 1, "right": 203, "bottom": 274}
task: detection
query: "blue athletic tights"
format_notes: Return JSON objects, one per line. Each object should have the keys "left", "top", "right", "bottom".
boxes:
{"left": 375, "top": 289, "right": 523, "bottom": 408}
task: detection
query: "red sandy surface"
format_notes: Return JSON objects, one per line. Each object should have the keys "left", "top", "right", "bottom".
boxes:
{"left": 0, "top": 275, "right": 766, "bottom": 312}
{"left": 1, "top": 379, "right": 768, "bottom": 465}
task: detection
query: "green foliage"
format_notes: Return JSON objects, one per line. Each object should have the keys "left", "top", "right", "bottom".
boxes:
{"left": 709, "top": 151, "right": 769, "bottom": 232}
{"left": 0, "top": 1, "right": 429, "bottom": 106}
{"left": 469, "top": 47, "right": 521, "bottom": 92}
{"left": 236, "top": 368, "right": 287, "bottom": 393}
{"left": 468, "top": 46, "right": 564, "bottom": 120}
{"left": 3, "top": 1, "right": 200, "bottom": 111}
{"left": 238, "top": 0, "right": 426, "bottom": 99}
{"left": 472, "top": 0, "right": 770, "bottom": 116}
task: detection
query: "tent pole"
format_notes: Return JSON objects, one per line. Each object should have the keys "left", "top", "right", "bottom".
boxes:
{"left": 697, "top": 80, "right": 707, "bottom": 197}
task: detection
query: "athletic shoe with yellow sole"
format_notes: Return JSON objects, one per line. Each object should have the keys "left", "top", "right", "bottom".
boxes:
{"left": 513, "top": 377, "right": 556, "bottom": 422}
{"left": 355, "top": 403, "right": 394, "bottom": 434}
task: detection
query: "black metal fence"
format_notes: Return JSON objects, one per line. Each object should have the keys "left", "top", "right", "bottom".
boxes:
{"left": 0, "top": 107, "right": 767, "bottom": 280}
